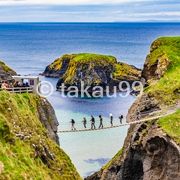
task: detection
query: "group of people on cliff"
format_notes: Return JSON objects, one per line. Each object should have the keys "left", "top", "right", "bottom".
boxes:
{"left": 70, "top": 114, "right": 124, "bottom": 131}
{"left": 0, "top": 80, "right": 30, "bottom": 90}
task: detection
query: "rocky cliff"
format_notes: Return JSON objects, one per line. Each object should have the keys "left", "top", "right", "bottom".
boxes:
{"left": 36, "top": 97, "right": 59, "bottom": 144}
{"left": 0, "top": 62, "right": 81, "bottom": 179}
{"left": 1, "top": 60, "right": 59, "bottom": 144}
{"left": 0, "top": 92, "right": 81, "bottom": 179}
{"left": 86, "top": 37, "right": 180, "bottom": 180}
{"left": 43, "top": 53, "right": 141, "bottom": 91}
{"left": 0, "top": 61, "right": 16, "bottom": 81}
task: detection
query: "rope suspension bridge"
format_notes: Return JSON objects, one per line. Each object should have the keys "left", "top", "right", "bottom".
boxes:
{"left": 57, "top": 110, "right": 175, "bottom": 133}
{"left": 1, "top": 79, "right": 177, "bottom": 134}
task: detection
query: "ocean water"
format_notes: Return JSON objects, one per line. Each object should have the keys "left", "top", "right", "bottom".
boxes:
{"left": 0, "top": 22, "right": 180, "bottom": 177}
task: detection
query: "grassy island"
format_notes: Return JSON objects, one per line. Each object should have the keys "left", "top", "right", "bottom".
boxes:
{"left": 43, "top": 53, "right": 141, "bottom": 88}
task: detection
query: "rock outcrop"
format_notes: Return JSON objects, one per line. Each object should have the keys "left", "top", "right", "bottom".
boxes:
{"left": 86, "top": 37, "right": 180, "bottom": 180}
{"left": 142, "top": 39, "right": 171, "bottom": 83}
{"left": 86, "top": 120, "right": 180, "bottom": 180}
{"left": 126, "top": 93, "right": 160, "bottom": 123}
{"left": 0, "top": 61, "right": 16, "bottom": 81}
{"left": 37, "top": 98, "right": 59, "bottom": 144}
{"left": 43, "top": 53, "right": 141, "bottom": 91}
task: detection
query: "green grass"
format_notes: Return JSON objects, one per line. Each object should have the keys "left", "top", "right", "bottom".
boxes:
{"left": 0, "top": 61, "right": 15, "bottom": 73}
{"left": 49, "top": 53, "right": 117, "bottom": 71}
{"left": 157, "top": 109, "right": 180, "bottom": 144}
{"left": 0, "top": 91, "right": 81, "bottom": 180}
{"left": 72, "top": 53, "right": 117, "bottom": 65}
{"left": 113, "top": 62, "right": 141, "bottom": 80}
{"left": 145, "top": 37, "right": 180, "bottom": 144}
{"left": 145, "top": 36, "right": 180, "bottom": 105}
{"left": 49, "top": 54, "right": 76, "bottom": 71}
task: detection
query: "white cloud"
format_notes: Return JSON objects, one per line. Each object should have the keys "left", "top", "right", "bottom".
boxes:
{"left": 0, "top": 0, "right": 144, "bottom": 5}
{"left": 0, "top": 0, "right": 179, "bottom": 22}
{"left": 135, "top": 11, "right": 180, "bottom": 17}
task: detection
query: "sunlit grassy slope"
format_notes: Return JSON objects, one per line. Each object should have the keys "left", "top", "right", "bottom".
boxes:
{"left": 157, "top": 109, "right": 180, "bottom": 144}
{"left": 146, "top": 37, "right": 180, "bottom": 104}
{"left": 0, "top": 91, "right": 81, "bottom": 180}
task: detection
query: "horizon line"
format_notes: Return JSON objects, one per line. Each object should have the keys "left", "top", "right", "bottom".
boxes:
{"left": 0, "top": 21, "right": 180, "bottom": 23}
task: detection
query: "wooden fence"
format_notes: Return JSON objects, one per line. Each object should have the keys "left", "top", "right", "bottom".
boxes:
{"left": 0, "top": 87, "right": 34, "bottom": 93}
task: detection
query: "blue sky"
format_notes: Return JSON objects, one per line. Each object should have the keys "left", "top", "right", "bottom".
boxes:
{"left": 0, "top": 0, "right": 179, "bottom": 22}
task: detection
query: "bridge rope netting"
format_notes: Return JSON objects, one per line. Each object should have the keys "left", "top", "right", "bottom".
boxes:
{"left": 57, "top": 110, "right": 175, "bottom": 133}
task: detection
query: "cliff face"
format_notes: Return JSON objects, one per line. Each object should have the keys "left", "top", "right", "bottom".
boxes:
{"left": 0, "top": 61, "right": 16, "bottom": 81}
{"left": 142, "top": 37, "right": 180, "bottom": 105}
{"left": 142, "top": 37, "right": 177, "bottom": 82}
{"left": 0, "top": 60, "right": 59, "bottom": 144}
{"left": 43, "top": 53, "right": 141, "bottom": 91}
{"left": 0, "top": 92, "right": 81, "bottom": 179}
{"left": 86, "top": 37, "right": 180, "bottom": 180}
{"left": 0, "top": 61, "right": 81, "bottom": 179}
{"left": 36, "top": 97, "right": 59, "bottom": 144}
{"left": 87, "top": 114, "right": 180, "bottom": 180}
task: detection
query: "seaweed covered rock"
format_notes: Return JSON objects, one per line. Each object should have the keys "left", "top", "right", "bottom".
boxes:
{"left": 43, "top": 53, "right": 141, "bottom": 91}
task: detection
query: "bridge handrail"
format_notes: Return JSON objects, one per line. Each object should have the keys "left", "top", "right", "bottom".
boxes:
{"left": 0, "top": 87, "right": 33, "bottom": 93}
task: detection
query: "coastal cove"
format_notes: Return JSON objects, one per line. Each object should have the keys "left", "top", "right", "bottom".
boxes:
{"left": 42, "top": 76, "right": 135, "bottom": 176}
{"left": 0, "top": 22, "right": 180, "bottom": 177}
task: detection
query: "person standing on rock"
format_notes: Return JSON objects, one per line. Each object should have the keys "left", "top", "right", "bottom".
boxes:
{"left": 71, "top": 119, "right": 76, "bottom": 131}
{"left": 90, "top": 115, "right": 96, "bottom": 130}
{"left": 119, "top": 115, "right": 123, "bottom": 124}
{"left": 82, "top": 117, "right": 87, "bottom": 129}
{"left": 98, "top": 115, "right": 103, "bottom": 129}
{"left": 110, "top": 113, "right": 113, "bottom": 127}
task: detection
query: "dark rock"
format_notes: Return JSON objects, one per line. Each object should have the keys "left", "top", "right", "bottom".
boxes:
{"left": 126, "top": 93, "right": 160, "bottom": 122}
{"left": 37, "top": 98, "right": 59, "bottom": 145}
{"left": 86, "top": 124, "right": 180, "bottom": 180}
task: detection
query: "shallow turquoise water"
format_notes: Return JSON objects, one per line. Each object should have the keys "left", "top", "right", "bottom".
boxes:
{"left": 45, "top": 77, "right": 135, "bottom": 177}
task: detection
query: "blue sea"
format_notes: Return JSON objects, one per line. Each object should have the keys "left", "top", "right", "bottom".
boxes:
{"left": 0, "top": 22, "right": 180, "bottom": 177}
